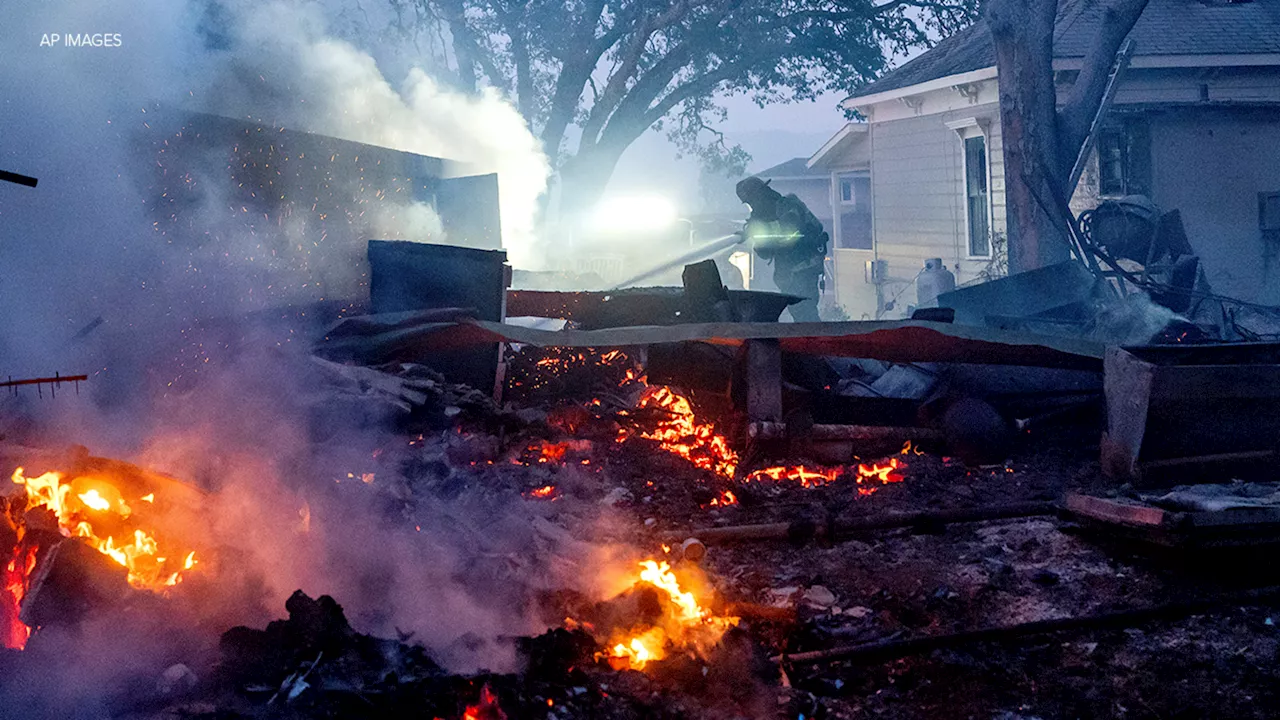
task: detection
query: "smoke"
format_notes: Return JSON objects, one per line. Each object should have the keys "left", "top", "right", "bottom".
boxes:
{"left": 0, "top": 0, "right": 549, "bottom": 374}
{"left": 196, "top": 0, "right": 550, "bottom": 268}
{"left": 0, "top": 0, "right": 596, "bottom": 697}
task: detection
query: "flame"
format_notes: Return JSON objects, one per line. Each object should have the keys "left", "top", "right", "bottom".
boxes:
{"left": 527, "top": 485, "right": 557, "bottom": 499}
{"left": 462, "top": 684, "right": 506, "bottom": 720}
{"left": 78, "top": 489, "right": 112, "bottom": 512}
{"left": 744, "top": 465, "right": 844, "bottom": 488}
{"left": 602, "top": 560, "right": 739, "bottom": 670}
{"left": 621, "top": 386, "right": 739, "bottom": 478}
{"left": 901, "top": 440, "right": 925, "bottom": 456}
{"left": 10, "top": 467, "right": 197, "bottom": 591}
{"left": 708, "top": 489, "right": 738, "bottom": 507}
{"left": 2, "top": 543, "right": 37, "bottom": 649}
{"left": 535, "top": 442, "right": 567, "bottom": 464}
{"left": 619, "top": 385, "right": 910, "bottom": 497}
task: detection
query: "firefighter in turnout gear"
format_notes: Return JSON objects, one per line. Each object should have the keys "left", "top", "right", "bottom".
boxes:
{"left": 736, "top": 176, "right": 828, "bottom": 322}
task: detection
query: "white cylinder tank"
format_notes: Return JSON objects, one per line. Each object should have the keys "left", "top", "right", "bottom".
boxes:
{"left": 916, "top": 258, "right": 956, "bottom": 308}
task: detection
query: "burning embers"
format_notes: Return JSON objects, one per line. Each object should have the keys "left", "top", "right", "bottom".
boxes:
{"left": 10, "top": 468, "right": 197, "bottom": 590}
{"left": 623, "top": 386, "right": 739, "bottom": 478}
{"left": 2, "top": 462, "right": 202, "bottom": 649}
{"left": 619, "top": 385, "right": 909, "bottom": 496}
{"left": 462, "top": 684, "right": 508, "bottom": 720}
{"left": 591, "top": 560, "right": 738, "bottom": 671}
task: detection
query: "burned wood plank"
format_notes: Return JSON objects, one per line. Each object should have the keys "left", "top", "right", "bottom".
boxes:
{"left": 1104, "top": 345, "right": 1280, "bottom": 485}
{"left": 1064, "top": 492, "right": 1169, "bottom": 527}
{"left": 745, "top": 339, "right": 782, "bottom": 423}
{"left": 20, "top": 538, "right": 130, "bottom": 629}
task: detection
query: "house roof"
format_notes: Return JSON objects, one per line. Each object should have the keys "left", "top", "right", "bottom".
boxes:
{"left": 850, "top": 0, "right": 1280, "bottom": 102}
{"left": 807, "top": 122, "right": 870, "bottom": 170}
{"left": 756, "top": 156, "right": 829, "bottom": 179}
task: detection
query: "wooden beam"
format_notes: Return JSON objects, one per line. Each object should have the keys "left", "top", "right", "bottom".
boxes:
{"left": 745, "top": 339, "right": 782, "bottom": 423}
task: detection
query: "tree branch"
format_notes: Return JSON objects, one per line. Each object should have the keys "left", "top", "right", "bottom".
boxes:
{"left": 1056, "top": 0, "right": 1150, "bottom": 161}
{"left": 538, "top": 0, "right": 617, "bottom": 158}
{"left": 578, "top": 0, "right": 692, "bottom": 149}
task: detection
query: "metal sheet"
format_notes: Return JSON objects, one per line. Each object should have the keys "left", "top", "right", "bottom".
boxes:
{"left": 318, "top": 315, "right": 1105, "bottom": 370}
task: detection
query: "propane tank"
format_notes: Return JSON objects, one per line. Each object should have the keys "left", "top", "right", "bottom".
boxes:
{"left": 916, "top": 258, "right": 956, "bottom": 308}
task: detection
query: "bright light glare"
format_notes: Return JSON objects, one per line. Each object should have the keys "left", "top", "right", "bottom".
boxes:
{"left": 587, "top": 195, "right": 678, "bottom": 234}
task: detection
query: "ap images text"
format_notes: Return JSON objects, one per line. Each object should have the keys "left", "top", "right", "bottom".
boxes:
{"left": 40, "top": 34, "right": 123, "bottom": 48}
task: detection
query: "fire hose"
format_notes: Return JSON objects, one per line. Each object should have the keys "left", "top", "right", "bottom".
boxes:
{"left": 610, "top": 232, "right": 745, "bottom": 289}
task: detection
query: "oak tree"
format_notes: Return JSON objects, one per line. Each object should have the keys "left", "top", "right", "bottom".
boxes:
{"left": 391, "top": 0, "right": 979, "bottom": 216}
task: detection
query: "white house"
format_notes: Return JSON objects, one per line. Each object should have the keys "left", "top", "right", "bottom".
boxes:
{"left": 830, "top": 0, "right": 1280, "bottom": 318}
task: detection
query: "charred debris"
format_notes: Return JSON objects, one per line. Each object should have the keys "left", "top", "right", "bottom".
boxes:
{"left": 6, "top": 232, "right": 1280, "bottom": 720}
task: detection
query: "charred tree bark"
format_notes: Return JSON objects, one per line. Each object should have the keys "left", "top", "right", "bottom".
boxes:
{"left": 987, "top": 0, "right": 1149, "bottom": 273}
{"left": 988, "top": 0, "right": 1062, "bottom": 273}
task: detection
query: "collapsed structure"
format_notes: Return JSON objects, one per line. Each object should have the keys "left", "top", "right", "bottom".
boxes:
{"left": 7, "top": 31, "right": 1280, "bottom": 718}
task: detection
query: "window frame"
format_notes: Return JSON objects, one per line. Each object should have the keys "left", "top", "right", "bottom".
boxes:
{"left": 838, "top": 177, "right": 856, "bottom": 205}
{"left": 947, "top": 118, "right": 994, "bottom": 260}
{"left": 1096, "top": 116, "right": 1151, "bottom": 199}
{"left": 831, "top": 171, "right": 872, "bottom": 250}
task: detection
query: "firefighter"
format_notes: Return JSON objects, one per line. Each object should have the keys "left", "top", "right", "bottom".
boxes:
{"left": 735, "top": 176, "right": 828, "bottom": 322}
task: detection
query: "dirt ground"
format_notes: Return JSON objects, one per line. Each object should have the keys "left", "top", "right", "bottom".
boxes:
{"left": 561, "top": 419, "right": 1280, "bottom": 720}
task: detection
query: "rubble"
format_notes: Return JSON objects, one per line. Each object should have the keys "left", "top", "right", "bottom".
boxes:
{"left": 9, "top": 249, "right": 1280, "bottom": 720}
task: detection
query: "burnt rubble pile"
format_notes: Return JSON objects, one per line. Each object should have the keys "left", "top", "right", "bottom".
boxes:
{"left": 13, "top": 266, "right": 1280, "bottom": 719}
{"left": 210, "top": 589, "right": 760, "bottom": 719}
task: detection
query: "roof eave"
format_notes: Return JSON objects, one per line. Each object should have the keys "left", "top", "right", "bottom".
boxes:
{"left": 843, "top": 66, "right": 998, "bottom": 111}
{"left": 845, "top": 53, "right": 1280, "bottom": 112}
{"left": 806, "top": 122, "right": 869, "bottom": 169}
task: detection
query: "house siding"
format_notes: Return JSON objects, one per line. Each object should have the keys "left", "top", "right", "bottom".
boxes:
{"left": 1147, "top": 108, "right": 1280, "bottom": 305}
{"left": 869, "top": 103, "right": 1005, "bottom": 316}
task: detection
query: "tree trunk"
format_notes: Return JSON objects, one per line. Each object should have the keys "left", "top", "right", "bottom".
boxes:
{"left": 988, "top": 0, "right": 1070, "bottom": 273}
{"left": 556, "top": 142, "right": 631, "bottom": 224}
{"left": 988, "top": 0, "right": 1150, "bottom": 274}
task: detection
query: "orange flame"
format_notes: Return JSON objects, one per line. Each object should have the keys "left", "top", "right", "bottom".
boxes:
{"left": 10, "top": 467, "right": 197, "bottom": 591}
{"left": 602, "top": 560, "right": 739, "bottom": 670}
{"left": 619, "top": 386, "right": 911, "bottom": 497}
{"left": 708, "top": 489, "right": 738, "bottom": 507}
{"left": 527, "top": 485, "right": 557, "bottom": 499}
{"left": 2, "top": 543, "right": 37, "bottom": 649}
{"left": 620, "top": 386, "right": 739, "bottom": 478}
{"left": 744, "top": 465, "right": 844, "bottom": 488}
{"left": 462, "top": 684, "right": 506, "bottom": 720}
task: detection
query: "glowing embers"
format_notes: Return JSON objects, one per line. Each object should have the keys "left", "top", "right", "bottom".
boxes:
{"left": 1, "top": 543, "right": 37, "bottom": 649}
{"left": 620, "top": 386, "right": 740, "bottom": 478}
{"left": 525, "top": 484, "right": 558, "bottom": 500}
{"left": 620, "top": 385, "right": 910, "bottom": 497}
{"left": 741, "top": 457, "right": 905, "bottom": 495}
{"left": 600, "top": 560, "right": 739, "bottom": 671}
{"left": 509, "top": 347, "right": 638, "bottom": 394}
{"left": 462, "top": 683, "right": 507, "bottom": 720}
{"left": 9, "top": 467, "right": 198, "bottom": 592}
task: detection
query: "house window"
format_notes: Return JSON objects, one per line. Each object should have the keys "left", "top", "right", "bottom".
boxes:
{"left": 835, "top": 174, "right": 872, "bottom": 249}
{"left": 964, "top": 135, "right": 990, "bottom": 257}
{"left": 1097, "top": 118, "right": 1151, "bottom": 197}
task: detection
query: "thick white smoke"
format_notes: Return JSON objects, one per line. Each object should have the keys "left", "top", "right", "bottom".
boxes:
{"left": 0, "top": 0, "right": 585, "bottom": 686}
{"left": 200, "top": 0, "right": 550, "bottom": 268}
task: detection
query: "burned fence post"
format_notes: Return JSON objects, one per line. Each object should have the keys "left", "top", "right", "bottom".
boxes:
{"left": 745, "top": 339, "right": 782, "bottom": 423}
